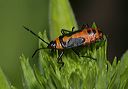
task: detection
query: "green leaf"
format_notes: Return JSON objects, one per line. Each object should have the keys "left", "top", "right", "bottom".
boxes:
{"left": 10, "top": 86, "right": 17, "bottom": 89}
{"left": 49, "top": 0, "right": 78, "bottom": 40}
{"left": 92, "top": 22, "right": 97, "bottom": 29}
{"left": 0, "top": 67, "right": 11, "bottom": 89}
{"left": 20, "top": 54, "right": 43, "bottom": 89}
{"left": 119, "top": 50, "right": 128, "bottom": 89}
{"left": 120, "top": 50, "right": 128, "bottom": 71}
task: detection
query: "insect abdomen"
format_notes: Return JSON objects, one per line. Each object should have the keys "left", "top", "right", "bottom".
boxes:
{"left": 55, "top": 28, "right": 103, "bottom": 49}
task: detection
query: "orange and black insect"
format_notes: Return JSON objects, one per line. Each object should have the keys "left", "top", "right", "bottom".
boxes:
{"left": 23, "top": 24, "right": 103, "bottom": 67}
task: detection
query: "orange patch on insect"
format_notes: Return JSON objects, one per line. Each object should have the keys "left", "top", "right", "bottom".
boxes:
{"left": 62, "top": 36, "right": 71, "bottom": 42}
{"left": 55, "top": 38, "right": 63, "bottom": 49}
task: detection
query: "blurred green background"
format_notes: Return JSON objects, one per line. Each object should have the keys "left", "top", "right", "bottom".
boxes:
{"left": 0, "top": 0, "right": 48, "bottom": 88}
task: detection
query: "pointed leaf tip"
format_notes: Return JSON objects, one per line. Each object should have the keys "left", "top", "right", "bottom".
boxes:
{"left": 0, "top": 67, "right": 11, "bottom": 89}
{"left": 92, "top": 22, "right": 97, "bottom": 29}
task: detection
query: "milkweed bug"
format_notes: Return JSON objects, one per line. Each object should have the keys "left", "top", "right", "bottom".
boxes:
{"left": 23, "top": 24, "right": 103, "bottom": 68}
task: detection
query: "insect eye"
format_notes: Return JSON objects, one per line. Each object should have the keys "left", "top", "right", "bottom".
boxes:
{"left": 87, "top": 29, "right": 92, "bottom": 34}
{"left": 51, "top": 42, "right": 56, "bottom": 47}
{"left": 92, "top": 29, "right": 96, "bottom": 34}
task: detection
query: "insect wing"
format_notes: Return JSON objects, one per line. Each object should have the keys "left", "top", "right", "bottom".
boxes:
{"left": 66, "top": 37, "right": 85, "bottom": 48}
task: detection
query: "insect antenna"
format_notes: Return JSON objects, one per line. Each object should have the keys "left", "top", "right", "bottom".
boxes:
{"left": 23, "top": 26, "right": 49, "bottom": 45}
{"left": 32, "top": 48, "right": 48, "bottom": 58}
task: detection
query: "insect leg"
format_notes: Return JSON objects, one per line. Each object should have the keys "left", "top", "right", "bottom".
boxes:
{"left": 61, "top": 29, "right": 72, "bottom": 35}
{"left": 72, "top": 48, "right": 80, "bottom": 57}
{"left": 61, "top": 26, "right": 75, "bottom": 35}
{"left": 57, "top": 50, "right": 64, "bottom": 70}
{"left": 72, "top": 26, "right": 75, "bottom": 32}
{"left": 72, "top": 48, "right": 96, "bottom": 60}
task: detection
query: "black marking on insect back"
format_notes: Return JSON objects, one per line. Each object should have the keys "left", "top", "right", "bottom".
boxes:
{"left": 81, "top": 24, "right": 89, "bottom": 30}
{"left": 59, "top": 36, "right": 66, "bottom": 48}
{"left": 87, "top": 29, "right": 92, "bottom": 34}
{"left": 92, "top": 29, "right": 96, "bottom": 34}
{"left": 66, "top": 37, "right": 85, "bottom": 48}
{"left": 98, "top": 30, "right": 102, "bottom": 34}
